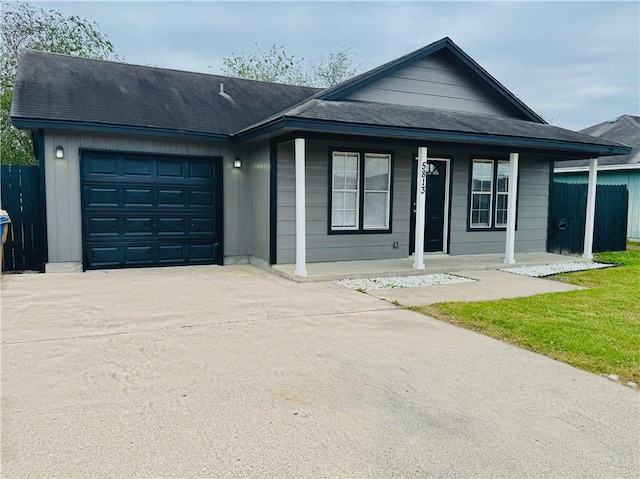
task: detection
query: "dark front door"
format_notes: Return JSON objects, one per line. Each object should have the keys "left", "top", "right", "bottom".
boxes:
{"left": 410, "top": 159, "right": 447, "bottom": 254}
{"left": 81, "top": 151, "right": 223, "bottom": 270}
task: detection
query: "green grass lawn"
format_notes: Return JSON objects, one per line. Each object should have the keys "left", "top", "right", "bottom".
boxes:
{"left": 412, "top": 244, "right": 640, "bottom": 384}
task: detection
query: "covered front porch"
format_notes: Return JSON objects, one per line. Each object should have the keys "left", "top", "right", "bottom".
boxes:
{"left": 270, "top": 251, "right": 583, "bottom": 282}
{"left": 281, "top": 136, "right": 603, "bottom": 279}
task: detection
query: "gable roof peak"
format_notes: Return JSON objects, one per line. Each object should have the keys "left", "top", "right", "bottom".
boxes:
{"left": 317, "top": 36, "right": 546, "bottom": 124}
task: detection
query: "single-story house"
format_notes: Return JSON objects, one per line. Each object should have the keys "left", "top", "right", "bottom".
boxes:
{"left": 11, "top": 37, "right": 631, "bottom": 274}
{"left": 554, "top": 115, "right": 639, "bottom": 241}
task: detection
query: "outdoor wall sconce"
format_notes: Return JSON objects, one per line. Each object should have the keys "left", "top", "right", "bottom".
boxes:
{"left": 55, "top": 145, "right": 64, "bottom": 159}
{"left": 233, "top": 158, "right": 242, "bottom": 168}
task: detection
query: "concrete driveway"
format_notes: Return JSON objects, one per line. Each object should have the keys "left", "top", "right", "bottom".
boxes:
{"left": 1, "top": 265, "right": 638, "bottom": 478}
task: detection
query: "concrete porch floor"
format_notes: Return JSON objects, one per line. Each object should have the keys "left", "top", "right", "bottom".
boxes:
{"left": 270, "top": 252, "right": 588, "bottom": 282}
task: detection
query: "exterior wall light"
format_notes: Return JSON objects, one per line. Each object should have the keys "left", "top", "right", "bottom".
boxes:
{"left": 233, "top": 158, "right": 242, "bottom": 168}
{"left": 55, "top": 145, "right": 64, "bottom": 159}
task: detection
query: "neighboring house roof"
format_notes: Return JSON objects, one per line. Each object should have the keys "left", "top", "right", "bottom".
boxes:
{"left": 10, "top": 40, "right": 632, "bottom": 159}
{"left": 11, "top": 50, "right": 321, "bottom": 141}
{"left": 555, "top": 115, "right": 640, "bottom": 172}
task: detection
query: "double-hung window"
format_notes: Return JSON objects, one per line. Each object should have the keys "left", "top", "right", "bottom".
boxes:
{"left": 331, "top": 151, "right": 392, "bottom": 232}
{"left": 469, "top": 158, "right": 513, "bottom": 229}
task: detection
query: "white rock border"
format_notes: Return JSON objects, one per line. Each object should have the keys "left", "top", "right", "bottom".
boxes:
{"left": 499, "top": 262, "right": 615, "bottom": 278}
{"left": 335, "top": 273, "right": 475, "bottom": 291}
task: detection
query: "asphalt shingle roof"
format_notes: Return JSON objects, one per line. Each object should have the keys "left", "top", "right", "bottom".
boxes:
{"left": 556, "top": 115, "right": 639, "bottom": 168}
{"left": 9, "top": 49, "right": 632, "bottom": 158}
{"left": 238, "top": 99, "right": 629, "bottom": 151}
{"left": 11, "top": 50, "right": 321, "bottom": 136}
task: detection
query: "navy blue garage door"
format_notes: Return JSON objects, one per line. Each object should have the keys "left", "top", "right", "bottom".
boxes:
{"left": 81, "top": 151, "right": 223, "bottom": 270}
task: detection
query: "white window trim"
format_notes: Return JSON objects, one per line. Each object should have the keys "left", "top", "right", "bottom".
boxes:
{"left": 363, "top": 153, "right": 392, "bottom": 230}
{"left": 470, "top": 159, "right": 494, "bottom": 229}
{"left": 495, "top": 160, "right": 510, "bottom": 227}
{"left": 331, "top": 151, "right": 360, "bottom": 231}
{"left": 330, "top": 150, "right": 392, "bottom": 232}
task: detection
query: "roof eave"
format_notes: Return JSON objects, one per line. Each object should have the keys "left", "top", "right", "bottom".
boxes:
{"left": 233, "top": 117, "right": 631, "bottom": 157}
{"left": 11, "top": 117, "right": 231, "bottom": 143}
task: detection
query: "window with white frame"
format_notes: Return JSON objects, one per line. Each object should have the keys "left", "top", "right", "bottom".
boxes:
{"left": 470, "top": 160, "right": 493, "bottom": 228}
{"left": 495, "top": 160, "right": 510, "bottom": 227}
{"left": 331, "top": 151, "right": 392, "bottom": 232}
{"left": 331, "top": 152, "right": 360, "bottom": 230}
{"left": 469, "top": 158, "right": 513, "bottom": 229}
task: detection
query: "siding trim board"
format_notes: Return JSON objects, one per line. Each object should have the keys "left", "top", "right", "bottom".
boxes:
{"left": 33, "top": 129, "right": 49, "bottom": 266}
{"left": 269, "top": 140, "right": 278, "bottom": 264}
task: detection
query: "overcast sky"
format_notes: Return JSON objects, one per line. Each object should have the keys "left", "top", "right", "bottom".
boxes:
{"left": 32, "top": 0, "right": 639, "bottom": 131}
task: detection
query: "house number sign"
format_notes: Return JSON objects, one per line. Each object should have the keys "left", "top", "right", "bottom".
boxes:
{"left": 420, "top": 161, "right": 427, "bottom": 194}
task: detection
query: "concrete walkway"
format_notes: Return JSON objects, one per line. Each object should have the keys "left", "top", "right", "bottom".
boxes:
{"left": 271, "top": 251, "right": 583, "bottom": 282}
{"left": 1, "top": 265, "right": 638, "bottom": 478}
{"left": 365, "top": 269, "right": 583, "bottom": 306}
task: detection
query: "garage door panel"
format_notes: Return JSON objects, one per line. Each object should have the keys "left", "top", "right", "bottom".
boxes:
{"left": 190, "top": 190, "right": 213, "bottom": 206}
{"left": 158, "top": 161, "right": 184, "bottom": 178}
{"left": 191, "top": 218, "right": 214, "bottom": 233}
{"left": 190, "top": 243, "right": 218, "bottom": 261}
{"left": 88, "top": 246, "right": 121, "bottom": 268}
{"left": 125, "top": 245, "right": 154, "bottom": 264}
{"left": 124, "top": 159, "right": 152, "bottom": 177}
{"left": 158, "top": 189, "right": 185, "bottom": 206}
{"left": 158, "top": 217, "right": 184, "bottom": 233}
{"left": 158, "top": 244, "right": 186, "bottom": 262}
{"left": 124, "top": 189, "right": 153, "bottom": 207}
{"left": 124, "top": 217, "right": 153, "bottom": 235}
{"left": 86, "top": 187, "right": 120, "bottom": 207}
{"left": 190, "top": 162, "right": 213, "bottom": 179}
{"left": 82, "top": 152, "right": 222, "bottom": 270}
{"left": 88, "top": 217, "right": 119, "bottom": 235}
{"left": 88, "top": 158, "right": 118, "bottom": 176}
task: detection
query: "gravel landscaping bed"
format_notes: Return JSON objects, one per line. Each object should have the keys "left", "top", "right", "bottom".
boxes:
{"left": 335, "top": 273, "right": 476, "bottom": 291}
{"left": 499, "top": 262, "right": 616, "bottom": 277}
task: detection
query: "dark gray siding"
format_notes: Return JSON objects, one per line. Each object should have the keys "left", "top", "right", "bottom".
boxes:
{"left": 343, "top": 51, "right": 523, "bottom": 119}
{"left": 449, "top": 153, "right": 549, "bottom": 255}
{"left": 43, "top": 131, "right": 248, "bottom": 266}
{"left": 276, "top": 141, "right": 550, "bottom": 263}
{"left": 244, "top": 142, "right": 271, "bottom": 262}
{"left": 276, "top": 140, "right": 413, "bottom": 264}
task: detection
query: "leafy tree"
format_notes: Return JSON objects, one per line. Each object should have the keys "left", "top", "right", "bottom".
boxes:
{"left": 222, "top": 44, "right": 301, "bottom": 85}
{"left": 222, "top": 44, "right": 362, "bottom": 88}
{"left": 1, "top": 2, "right": 120, "bottom": 165}
{"left": 307, "top": 48, "right": 362, "bottom": 88}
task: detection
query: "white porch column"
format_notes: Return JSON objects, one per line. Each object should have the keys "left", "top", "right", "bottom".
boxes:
{"left": 504, "top": 152, "right": 519, "bottom": 264}
{"left": 294, "top": 138, "right": 307, "bottom": 276}
{"left": 582, "top": 157, "right": 599, "bottom": 260}
{"left": 413, "top": 147, "right": 428, "bottom": 270}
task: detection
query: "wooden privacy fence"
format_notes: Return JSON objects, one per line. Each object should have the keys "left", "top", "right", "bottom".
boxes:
{"left": 1, "top": 165, "right": 46, "bottom": 272}
{"left": 548, "top": 182, "right": 628, "bottom": 255}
